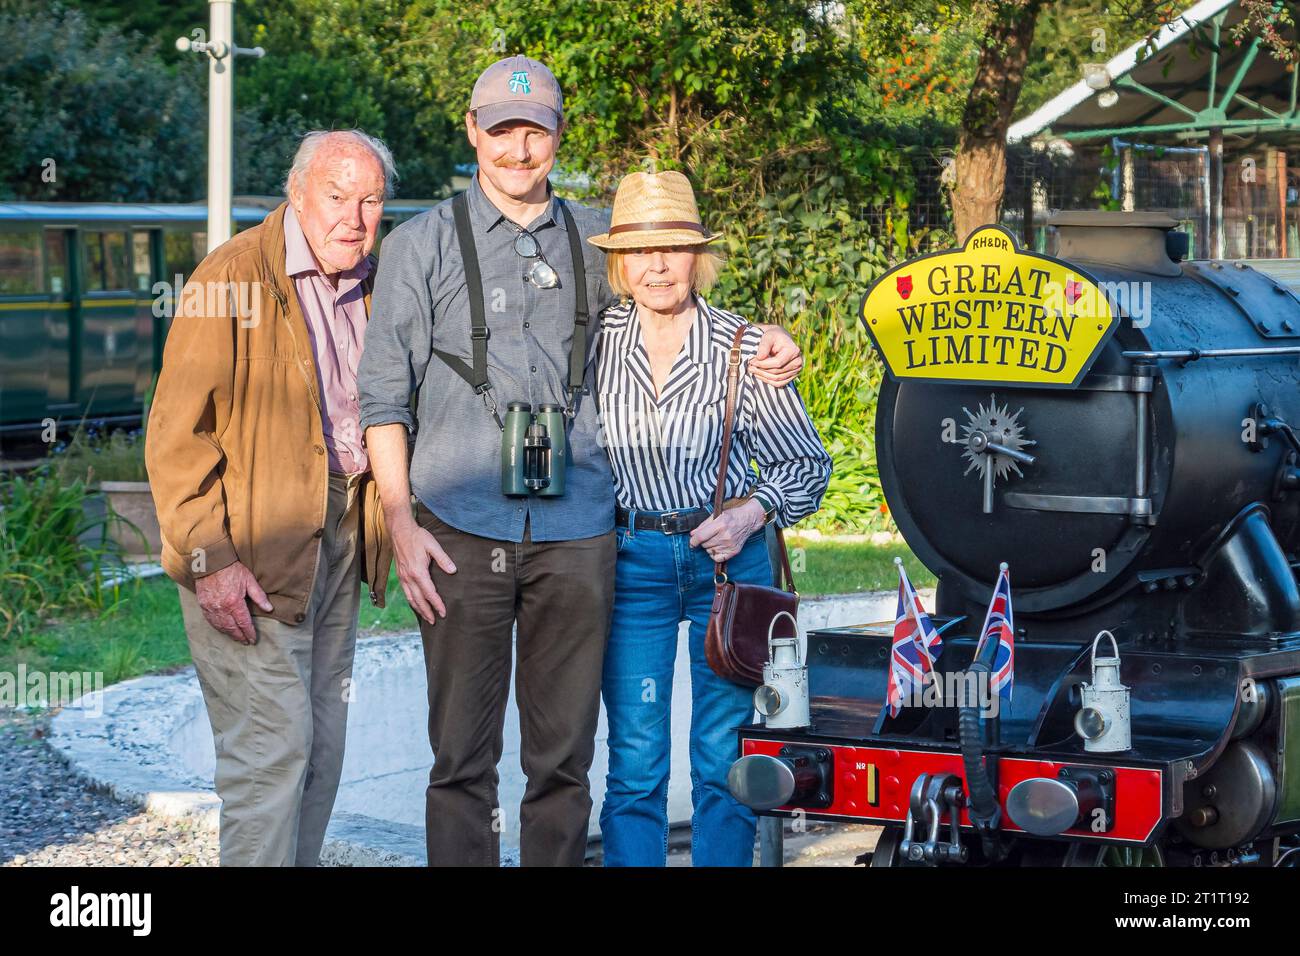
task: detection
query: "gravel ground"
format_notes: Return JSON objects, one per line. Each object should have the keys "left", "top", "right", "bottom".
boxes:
{"left": 0, "top": 708, "right": 218, "bottom": 867}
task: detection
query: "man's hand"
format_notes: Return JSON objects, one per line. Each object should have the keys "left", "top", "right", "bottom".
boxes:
{"left": 392, "top": 518, "right": 457, "bottom": 626}
{"left": 364, "top": 422, "right": 456, "bottom": 626}
{"left": 750, "top": 325, "right": 803, "bottom": 387}
{"left": 689, "top": 499, "right": 766, "bottom": 563}
{"left": 194, "top": 560, "right": 273, "bottom": 644}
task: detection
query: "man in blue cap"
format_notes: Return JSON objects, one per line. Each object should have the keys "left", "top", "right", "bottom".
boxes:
{"left": 359, "top": 55, "right": 802, "bottom": 866}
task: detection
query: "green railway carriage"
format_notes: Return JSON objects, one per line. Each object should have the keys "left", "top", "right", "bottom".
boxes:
{"left": 0, "top": 199, "right": 433, "bottom": 435}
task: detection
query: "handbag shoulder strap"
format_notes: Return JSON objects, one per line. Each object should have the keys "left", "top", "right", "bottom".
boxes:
{"left": 712, "top": 325, "right": 748, "bottom": 517}
{"left": 713, "top": 327, "right": 747, "bottom": 580}
{"left": 712, "top": 324, "right": 797, "bottom": 593}
{"left": 772, "top": 526, "right": 796, "bottom": 593}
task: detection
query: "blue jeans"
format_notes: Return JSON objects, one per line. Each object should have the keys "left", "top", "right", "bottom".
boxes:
{"left": 600, "top": 516, "right": 771, "bottom": 866}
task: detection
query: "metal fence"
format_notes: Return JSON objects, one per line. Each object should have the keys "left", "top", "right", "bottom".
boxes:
{"left": 860, "top": 146, "right": 957, "bottom": 256}
{"left": 858, "top": 135, "right": 1300, "bottom": 262}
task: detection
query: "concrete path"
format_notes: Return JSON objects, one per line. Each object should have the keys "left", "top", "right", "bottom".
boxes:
{"left": 50, "top": 590, "right": 921, "bottom": 865}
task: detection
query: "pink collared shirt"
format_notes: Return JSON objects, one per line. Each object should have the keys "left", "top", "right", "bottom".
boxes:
{"left": 283, "top": 204, "right": 370, "bottom": 475}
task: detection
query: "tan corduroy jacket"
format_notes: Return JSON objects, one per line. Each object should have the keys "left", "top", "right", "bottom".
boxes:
{"left": 146, "top": 202, "right": 392, "bottom": 625}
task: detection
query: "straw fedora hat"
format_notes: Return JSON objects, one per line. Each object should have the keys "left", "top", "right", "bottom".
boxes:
{"left": 588, "top": 170, "right": 720, "bottom": 250}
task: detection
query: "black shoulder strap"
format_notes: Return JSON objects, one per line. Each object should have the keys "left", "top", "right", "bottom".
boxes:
{"left": 431, "top": 191, "right": 589, "bottom": 425}
{"left": 432, "top": 191, "right": 503, "bottom": 428}
{"left": 431, "top": 190, "right": 491, "bottom": 395}
{"left": 560, "top": 200, "right": 590, "bottom": 409}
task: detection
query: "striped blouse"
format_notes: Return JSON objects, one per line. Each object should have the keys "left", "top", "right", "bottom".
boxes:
{"left": 595, "top": 294, "right": 833, "bottom": 527}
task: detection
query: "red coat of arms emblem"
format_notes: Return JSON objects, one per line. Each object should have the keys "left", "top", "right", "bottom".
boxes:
{"left": 896, "top": 274, "right": 913, "bottom": 299}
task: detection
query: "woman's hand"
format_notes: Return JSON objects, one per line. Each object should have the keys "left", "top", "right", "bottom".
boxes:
{"left": 689, "top": 499, "right": 767, "bottom": 563}
{"left": 750, "top": 325, "right": 803, "bottom": 387}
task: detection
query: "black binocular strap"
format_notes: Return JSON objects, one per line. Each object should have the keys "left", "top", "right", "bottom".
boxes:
{"left": 432, "top": 190, "right": 591, "bottom": 424}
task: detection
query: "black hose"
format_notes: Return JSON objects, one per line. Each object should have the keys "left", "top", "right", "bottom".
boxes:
{"left": 959, "top": 693, "right": 998, "bottom": 824}
{"left": 959, "top": 660, "right": 1002, "bottom": 860}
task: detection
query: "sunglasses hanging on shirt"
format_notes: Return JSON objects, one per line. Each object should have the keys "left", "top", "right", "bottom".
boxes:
{"left": 512, "top": 227, "right": 560, "bottom": 289}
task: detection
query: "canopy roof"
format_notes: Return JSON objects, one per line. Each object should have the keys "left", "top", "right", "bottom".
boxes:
{"left": 1009, "top": 0, "right": 1300, "bottom": 144}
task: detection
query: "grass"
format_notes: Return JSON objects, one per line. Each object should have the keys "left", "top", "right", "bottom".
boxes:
{"left": 48, "top": 426, "right": 149, "bottom": 485}
{"left": 787, "top": 535, "right": 935, "bottom": 595}
{"left": 3, "top": 577, "right": 190, "bottom": 686}
{"left": 2, "top": 539, "right": 934, "bottom": 685}
{"left": 0, "top": 466, "right": 128, "bottom": 640}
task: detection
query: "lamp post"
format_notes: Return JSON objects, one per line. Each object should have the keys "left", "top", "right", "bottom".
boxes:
{"left": 176, "top": 0, "right": 265, "bottom": 254}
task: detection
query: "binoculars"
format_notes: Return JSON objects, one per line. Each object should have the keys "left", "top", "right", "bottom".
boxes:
{"left": 501, "top": 402, "right": 567, "bottom": 497}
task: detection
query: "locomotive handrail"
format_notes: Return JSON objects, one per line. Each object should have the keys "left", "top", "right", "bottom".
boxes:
{"left": 1123, "top": 346, "right": 1300, "bottom": 361}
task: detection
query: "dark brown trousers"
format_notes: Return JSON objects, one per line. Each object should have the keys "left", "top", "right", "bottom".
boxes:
{"left": 415, "top": 503, "right": 616, "bottom": 867}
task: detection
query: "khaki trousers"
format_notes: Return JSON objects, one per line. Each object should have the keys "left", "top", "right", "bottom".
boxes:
{"left": 415, "top": 503, "right": 616, "bottom": 867}
{"left": 179, "top": 472, "right": 362, "bottom": 866}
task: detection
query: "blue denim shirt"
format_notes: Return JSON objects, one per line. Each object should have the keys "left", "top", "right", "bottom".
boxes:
{"left": 358, "top": 174, "right": 618, "bottom": 542}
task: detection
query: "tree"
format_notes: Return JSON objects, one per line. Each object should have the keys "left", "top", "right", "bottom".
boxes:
{"left": 59, "top": 0, "right": 208, "bottom": 51}
{"left": 950, "top": 0, "right": 1044, "bottom": 241}
{"left": 0, "top": 3, "right": 207, "bottom": 201}
{"left": 236, "top": 0, "right": 468, "bottom": 197}
{"left": 854, "top": 0, "right": 1300, "bottom": 240}
{"left": 850, "top": 0, "right": 1051, "bottom": 239}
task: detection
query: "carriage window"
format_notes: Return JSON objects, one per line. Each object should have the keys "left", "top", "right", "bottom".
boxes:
{"left": 0, "top": 232, "right": 41, "bottom": 295}
{"left": 163, "top": 230, "right": 206, "bottom": 284}
{"left": 82, "top": 230, "right": 130, "bottom": 291}
{"left": 44, "top": 232, "right": 68, "bottom": 296}
{"left": 132, "top": 232, "right": 153, "bottom": 293}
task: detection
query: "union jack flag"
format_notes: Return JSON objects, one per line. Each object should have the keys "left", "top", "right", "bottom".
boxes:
{"left": 885, "top": 559, "right": 943, "bottom": 718}
{"left": 973, "top": 564, "right": 1015, "bottom": 702}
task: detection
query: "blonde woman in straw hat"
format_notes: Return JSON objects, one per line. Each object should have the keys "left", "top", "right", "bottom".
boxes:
{"left": 589, "top": 171, "right": 832, "bottom": 866}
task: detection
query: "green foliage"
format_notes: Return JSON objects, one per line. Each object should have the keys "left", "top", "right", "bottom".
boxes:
{"left": 0, "top": 1, "right": 322, "bottom": 200}
{"left": 1093, "top": 141, "right": 1123, "bottom": 211}
{"left": 48, "top": 426, "right": 149, "bottom": 485}
{"left": 0, "top": 466, "right": 131, "bottom": 641}
{"left": 1019, "top": 1, "right": 1156, "bottom": 114}
{"left": 26, "top": 0, "right": 951, "bottom": 531}
{"left": 0, "top": 2, "right": 206, "bottom": 201}
{"left": 59, "top": 0, "right": 208, "bottom": 49}
{"left": 236, "top": 0, "right": 468, "bottom": 197}
{"left": 707, "top": 161, "right": 901, "bottom": 532}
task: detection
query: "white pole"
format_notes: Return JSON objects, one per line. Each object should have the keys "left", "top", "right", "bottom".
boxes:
{"left": 176, "top": 1, "right": 264, "bottom": 255}
{"left": 207, "top": 0, "right": 234, "bottom": 253}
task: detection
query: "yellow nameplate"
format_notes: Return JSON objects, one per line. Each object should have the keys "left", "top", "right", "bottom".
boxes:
{"left": 859, "top": 225, "right": 1117, "bottom": 388}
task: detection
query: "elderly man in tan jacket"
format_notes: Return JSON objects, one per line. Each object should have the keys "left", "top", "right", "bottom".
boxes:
{"left": 146, "top": 129, "right": 394, "bottom": 866}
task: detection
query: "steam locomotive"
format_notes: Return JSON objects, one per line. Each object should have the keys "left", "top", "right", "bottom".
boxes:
{"left": 728, "top": 211, "right": 1300, "bottom": 867}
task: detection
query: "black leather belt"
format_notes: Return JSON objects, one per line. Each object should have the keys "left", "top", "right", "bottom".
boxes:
{"left": 615, "top": 506, "right": 708, "bottom": 534}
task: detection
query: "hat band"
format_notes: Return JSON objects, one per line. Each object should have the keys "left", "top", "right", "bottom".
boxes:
{"left": 608, "top": 220, "right": 709, "bottom": 236}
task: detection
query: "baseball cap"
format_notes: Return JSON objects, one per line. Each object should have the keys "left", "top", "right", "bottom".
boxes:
{"left": 469, "top": 55, "right": 564, "bottom": 131}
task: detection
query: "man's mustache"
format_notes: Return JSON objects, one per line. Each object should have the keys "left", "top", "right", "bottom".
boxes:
{"left": 494, "top": 157, "right": 540, "bottom": 169}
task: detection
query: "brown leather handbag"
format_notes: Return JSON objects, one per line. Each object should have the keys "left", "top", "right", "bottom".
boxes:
{"left": 704, "top": 326, "right": 800, "bottom": 687}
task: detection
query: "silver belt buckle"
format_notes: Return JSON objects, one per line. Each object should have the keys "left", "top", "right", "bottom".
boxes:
{"left": 658, "top": 509, "right": 686, "bottom": 533}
